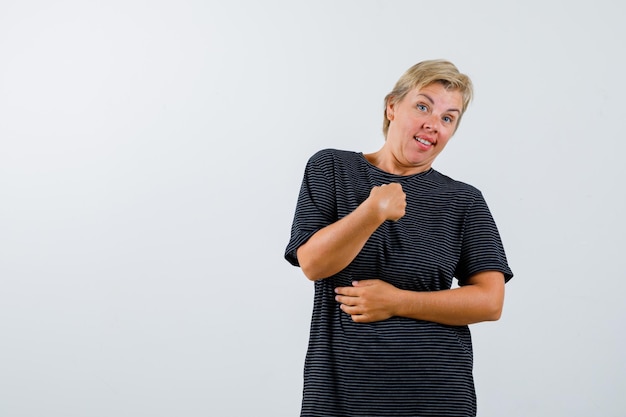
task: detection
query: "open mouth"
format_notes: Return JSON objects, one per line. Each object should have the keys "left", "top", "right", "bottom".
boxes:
{"left": 415, "top": 136, "right": 433, "bottom": 146}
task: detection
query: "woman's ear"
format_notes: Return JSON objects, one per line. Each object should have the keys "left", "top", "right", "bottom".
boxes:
{"left": 386, "top": 101, "right": 395, "bottom": 121}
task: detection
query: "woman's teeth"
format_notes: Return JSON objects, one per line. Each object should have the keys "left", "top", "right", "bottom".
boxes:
{"left": 415, "top": 136, "right": 432, "bottom": 146}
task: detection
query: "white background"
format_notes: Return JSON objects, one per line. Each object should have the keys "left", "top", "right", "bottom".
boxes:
{"left": 1, "top": 1, "right": 624, "bottom": 416}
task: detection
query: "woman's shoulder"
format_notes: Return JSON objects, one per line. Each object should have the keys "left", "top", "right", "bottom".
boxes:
{"left": 310, "top": 148, "right": 359, "bottom": 159}
{"left": 307, "top": 148, "right": 362, "bottom": 166}
{"left": 429, "top": 170, "right": 483, "bottom": 197}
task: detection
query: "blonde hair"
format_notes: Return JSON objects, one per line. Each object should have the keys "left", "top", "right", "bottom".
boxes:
{"left": 382, "top": 59, "right": 473, "bottom": 137}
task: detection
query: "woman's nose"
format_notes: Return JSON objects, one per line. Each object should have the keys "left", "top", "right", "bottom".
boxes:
{"left": 423, "top": 115, "right": 439, "bottom": 132}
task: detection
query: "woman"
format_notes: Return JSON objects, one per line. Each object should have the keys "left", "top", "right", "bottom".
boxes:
{"left": 285, "top": 59, "right": 513, "bottom": 417}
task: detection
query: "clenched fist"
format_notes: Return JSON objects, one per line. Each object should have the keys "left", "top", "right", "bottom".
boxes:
{"left": 368, "top": 182, "right": 406, "bottom": 222}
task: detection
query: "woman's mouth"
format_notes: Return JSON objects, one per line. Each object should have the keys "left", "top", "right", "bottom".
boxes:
{"left": 415, "top": 136, "right": 433, "bottom": 146}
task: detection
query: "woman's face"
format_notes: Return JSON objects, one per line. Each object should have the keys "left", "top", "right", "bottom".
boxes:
{"left": 384, "top": 83, "right": 463, "bottom": 175}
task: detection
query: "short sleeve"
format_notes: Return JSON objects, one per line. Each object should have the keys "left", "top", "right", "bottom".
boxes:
{"left": 284, "top": 150, "right": 339, "bottom": 266}
{"left": 454, "top": 192, "right": 513, "bottom": 284}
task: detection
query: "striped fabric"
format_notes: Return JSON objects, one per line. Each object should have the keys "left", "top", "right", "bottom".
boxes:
{"left": 285, "top": 149, "right": 513, "bottom": 417}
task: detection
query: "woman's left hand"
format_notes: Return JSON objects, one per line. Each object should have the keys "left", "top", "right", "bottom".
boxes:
{"left": 335, "top": 279, "right": 400, "bottom": 323}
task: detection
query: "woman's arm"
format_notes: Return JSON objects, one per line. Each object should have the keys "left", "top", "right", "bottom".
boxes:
{"left": 334, "top": 270, "right": 505, "bottom": 326}
{"left": 297, "top": 183, "right": 406, "bottom": 281}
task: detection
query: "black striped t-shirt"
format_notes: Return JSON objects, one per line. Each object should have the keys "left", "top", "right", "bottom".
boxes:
{"left": 285, "top": 149, "right": 513, "bottom": 417}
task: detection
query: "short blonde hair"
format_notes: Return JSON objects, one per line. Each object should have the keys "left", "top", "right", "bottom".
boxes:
{"left": 382, "top": 59, "right": 473, "bottom": 137}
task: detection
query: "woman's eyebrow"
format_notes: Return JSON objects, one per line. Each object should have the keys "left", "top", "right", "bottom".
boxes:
{"left": 416, "top": 93, "right": 461, "bottom": 113}
{"left": 416, "top": 93, "right": 434, "bottom": 104}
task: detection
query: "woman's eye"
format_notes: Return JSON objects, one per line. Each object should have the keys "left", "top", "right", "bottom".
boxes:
{"left": 417, "top": 104, "right": 428, "bottom": 112}
{"left": 443, "top": 116, "right": 453, "bottom": 123}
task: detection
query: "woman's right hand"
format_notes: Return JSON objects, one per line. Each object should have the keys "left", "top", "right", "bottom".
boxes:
{"left": 368, "top": 183, "right": 406, "bottom": 221}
